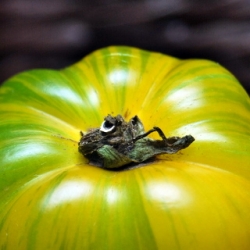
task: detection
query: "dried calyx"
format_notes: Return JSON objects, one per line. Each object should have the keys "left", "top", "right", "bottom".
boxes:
{"left": 78, "top": 115, "right": 195, "bottom": 169}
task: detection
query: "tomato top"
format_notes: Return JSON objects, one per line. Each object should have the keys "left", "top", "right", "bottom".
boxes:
{"left": 1, "top": 46, "right": 249, "bottom": 186}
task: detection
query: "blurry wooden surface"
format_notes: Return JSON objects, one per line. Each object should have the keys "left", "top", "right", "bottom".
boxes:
{"left": 1, "top": 0, "right": 250, "bottom": 93}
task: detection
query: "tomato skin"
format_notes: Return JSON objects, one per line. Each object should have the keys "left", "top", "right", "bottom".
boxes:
{"left": 0, "top": 46, "right": 250, "bottom": 250}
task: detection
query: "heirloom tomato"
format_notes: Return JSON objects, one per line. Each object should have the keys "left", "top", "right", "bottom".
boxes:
{"left": 0, "top": 46, "right": 250, "bottom": 250}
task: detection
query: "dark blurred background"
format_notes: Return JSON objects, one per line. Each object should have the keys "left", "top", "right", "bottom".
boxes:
{"left": 1, "top": 0, "right": 250, "bottom": 93}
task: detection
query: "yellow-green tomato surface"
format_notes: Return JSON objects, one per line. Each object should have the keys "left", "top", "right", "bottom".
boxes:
{"left": 0, "top": 46, "right": 250, "bottom": 250}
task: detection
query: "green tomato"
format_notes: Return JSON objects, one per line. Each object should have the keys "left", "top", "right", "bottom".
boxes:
{"left": 0, "top": 46, "right": 250, "bottom": 250}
